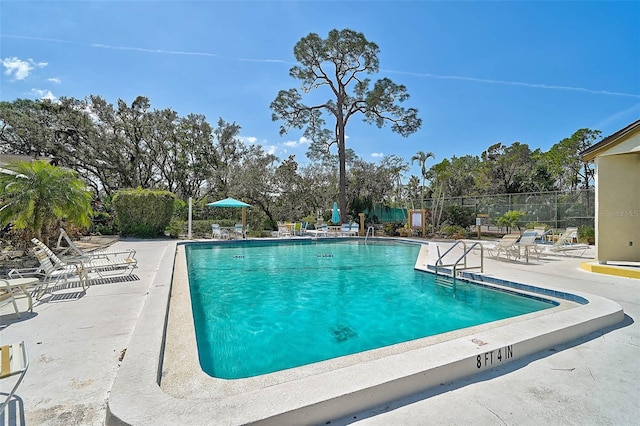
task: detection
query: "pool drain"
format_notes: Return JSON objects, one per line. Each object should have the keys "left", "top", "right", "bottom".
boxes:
{"left": 330, "top": 324, "right": 358, "bottom": 342}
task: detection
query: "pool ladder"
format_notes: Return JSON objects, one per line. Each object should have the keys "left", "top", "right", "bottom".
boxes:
{"left": 434, "top": 240, "right": 484, "bottom": 286}
{"left": 364, "top": 226, "right": 376, "bottom": 244}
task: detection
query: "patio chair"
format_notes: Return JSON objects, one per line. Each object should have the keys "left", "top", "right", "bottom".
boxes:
{"left": 11, "top": 248, "right": 87, "bottom": 297}
{"left": 349, "top": 222, "right": 360, "bottom": 236}
{"left": 306, "top": 223, "right": 328, "bottom": 238}
{"left": 33, "top": 238, "right": 137, "bottom": 270}
{"left": 56, "top": 228, "right": 136, "bottom": 260}
{"left": 277, "top": 222, "right": 292, "bottom": 238}
{"left": 0, "top": 279, "right": 21, "bottom": 318}
{"left": 533, "top": 226, "right": 551, "bottom": 243}
{"left": 233, "top": 223, "right": 247, "bottom": 239}
{"left": 30, "top": 238, "right": 137, "bottom": 296}
{"left": 484, "top": 234, "right": 520, "bottom": 261}
{"left": 547, "top": 227, "right": 590, "bottom": 256}
{"left": 518, "top": 230, "right": 543, "bottom": 262}
{"left": 339, "top": 223, "right": 351, "bottom": 236}
{"left": 0, "top": 341, "right": 29, "bottom": 414}
{"left": 211, "top": 224, "right": 228, "bottom": 240}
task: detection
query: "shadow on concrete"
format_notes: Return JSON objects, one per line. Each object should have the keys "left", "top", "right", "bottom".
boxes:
{"left": 0, "top": 392, "right": 26, "bottom": 426}
{"left": 331, "top": 314, "right": 634, "bottom": 425}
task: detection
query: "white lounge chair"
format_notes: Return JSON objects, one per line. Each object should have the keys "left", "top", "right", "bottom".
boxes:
{"left": 532, "top": 226, "right": 551, "bottom": 243}
{"left": 547, "top": 227, "right": 590, "bottom": 256}
{"left": 518, "top": 230, "right": 543, "bottom": 262}
{"left": 28, "top": 238, "right": 137, "bottom": 297}
{"left": 56, "top": 228, "right": 136, "bottom": 260}
{"left": 0, "top": 341, "right": 29, "bottom": 414}
{"left": 306, "top": 223, "right": 328, "bottom": 238}
{"left": 34, "top": 238, "right": 137, "bottom": 273}
{"left": 484, "top": 234, "right": 520, "bottom": 261}
{"left": 13, "top": 248, "right": 88, "bottom": 298}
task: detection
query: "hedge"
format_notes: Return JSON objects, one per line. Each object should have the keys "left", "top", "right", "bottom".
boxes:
{"left": 112, "top": 188, "right": 176, "bottom": 237}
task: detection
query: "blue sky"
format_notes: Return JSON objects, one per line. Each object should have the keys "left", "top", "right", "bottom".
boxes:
{"left": 1, "top": 1, "right": 639, "bottom": 180}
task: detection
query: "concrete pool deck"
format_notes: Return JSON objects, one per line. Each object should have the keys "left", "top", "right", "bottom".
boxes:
{"left": 0, "top": 238, "right": 638, "bottom": 425}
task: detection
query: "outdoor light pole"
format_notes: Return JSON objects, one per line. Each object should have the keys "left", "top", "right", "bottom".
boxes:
{"left": 188, "top": 197, "right": 192, "bottom": 240}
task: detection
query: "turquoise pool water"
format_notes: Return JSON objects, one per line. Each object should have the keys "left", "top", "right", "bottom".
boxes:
{"left": 186, "top": 240, "right": 554, "bottom": 379}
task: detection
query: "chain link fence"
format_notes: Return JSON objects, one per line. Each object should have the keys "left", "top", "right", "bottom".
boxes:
{"left": 367, "top": 189, "right": 594, "bottom": 230}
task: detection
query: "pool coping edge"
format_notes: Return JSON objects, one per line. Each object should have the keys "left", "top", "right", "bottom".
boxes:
{"left": 106, "top": 240, "right": 625, "bottom": 426}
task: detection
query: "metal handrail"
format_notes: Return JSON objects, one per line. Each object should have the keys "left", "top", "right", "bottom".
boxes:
{"left": 364, "top": 226, "right": 375, "bottom": 244}
{"left": 434, "top": 240, "right": 484, "bottom": 281}
{"left": 452, "top": 242, "right": 484, "bottom": 278}
{"left": 434, "top": 240, "right": 467, "bottom": 276}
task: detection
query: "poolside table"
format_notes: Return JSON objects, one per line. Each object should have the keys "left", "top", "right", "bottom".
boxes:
{"left": 2, "top": 277, "right": 40, "bottom": 314}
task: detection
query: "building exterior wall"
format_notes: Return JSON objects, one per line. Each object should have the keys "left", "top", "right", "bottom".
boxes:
{"left": 595, "top": 152, "right": 640, "bottom": 262}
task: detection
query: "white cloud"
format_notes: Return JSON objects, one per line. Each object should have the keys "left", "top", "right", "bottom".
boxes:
{"left": 2, "top": 57, "right": 47, "bottom": 80}
{"left": 371, "top": 152, "right": 384, "bottom": 158}
{"left": 47, "top": 77, "right": 61, "bottom": 84}
{"left": 241, "top": 136, "right": 258, "bottom": 144}
{"left": 383, "top": 69, "right": 640, "bottom": 99}
{"left": 265, "top": 145, "right": 276, "bottom": 155}
{"left": 282, "top": 136, "right": 309, "bottom": 148}
{"left": 31, "top": 89, "right": 56, "bottom": 101}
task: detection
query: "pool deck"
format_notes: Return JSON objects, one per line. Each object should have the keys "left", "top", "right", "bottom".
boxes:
{"left": 1, "top": 238, "right": 638, "bottom": 425}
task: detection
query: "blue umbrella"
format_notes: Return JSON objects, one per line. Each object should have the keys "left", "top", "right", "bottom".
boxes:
{"left": 207, "top": 197, "right": 251, "bottom": 228}
{"left": 331, "top": 201, "right": 340, "bottom": 224}
{"left": 207, "top": 197, "right": 251, "bottom": 208}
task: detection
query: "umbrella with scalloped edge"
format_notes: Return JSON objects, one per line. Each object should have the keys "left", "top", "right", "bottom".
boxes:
{"left": 207, "top": 197, "right": 251, "bottom": 229}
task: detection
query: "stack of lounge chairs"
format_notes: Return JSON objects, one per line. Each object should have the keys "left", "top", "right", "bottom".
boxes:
{"left": 9, "top": 235, "right": 137, "bottom": 299}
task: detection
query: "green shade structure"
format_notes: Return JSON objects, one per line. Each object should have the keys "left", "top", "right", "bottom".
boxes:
{"left": 331, "top": 201, "right": 340, "bottom": 224}
{"left": 207, "top": 197, "right": 251, "bottom": 229}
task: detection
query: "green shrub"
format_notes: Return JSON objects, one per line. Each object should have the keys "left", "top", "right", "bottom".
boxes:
{"left": 92, "top": 211, "right": 117, "bottom": 235}
{"left": 441, "top": 205, "right": 475, "bottom": 229}
{"left": 112, "top": 188, "right": 176, "bottom": 237}
{"left": 263, "top": 219, "right": 277, "bottom": 231}
{"left": 578, "top": 225, "right": 595, "bottom": 243}
{"left": 166, "top": 218, "right": 184, "bottom": 239}
{"left": 383, "top": 222, "right": 404, "bottom": 236}
{"left": 440, "top": 225, "right": 466, "bottom": 237}
{"left": 525, "top": 221, "right": 547, "bottom": 230}
{"left": 301, "top": 213, "right": 316, "bottom": 226}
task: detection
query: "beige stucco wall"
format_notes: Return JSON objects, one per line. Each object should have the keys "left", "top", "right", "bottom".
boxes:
{"left": 594, "top": 152, "right": 640, "bottom": 262}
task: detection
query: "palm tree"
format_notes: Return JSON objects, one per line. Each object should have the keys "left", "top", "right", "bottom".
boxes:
{"left": 411, "top": 151, "right": 435, "bottom": 209}
{"left": 0, "top": 160, "right": 93, "bottom": 241}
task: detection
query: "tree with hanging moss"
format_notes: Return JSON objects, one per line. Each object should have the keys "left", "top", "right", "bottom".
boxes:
{"left": 0, "top": 160, "right": 93, "bottom": 242}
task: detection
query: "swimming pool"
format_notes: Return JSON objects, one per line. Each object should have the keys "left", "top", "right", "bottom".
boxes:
{"left": 186, "top": 240, "right": 554, "bottom": 379}
{"left": 106, "top": 239, "right": 625, "bottom": 425}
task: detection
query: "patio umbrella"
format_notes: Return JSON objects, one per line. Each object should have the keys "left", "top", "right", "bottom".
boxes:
{"left": 331, "top": 201, "right": 340, "bottom": 224}
{"left": 207, "top": 197, "right": 251, "bottom": 228}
